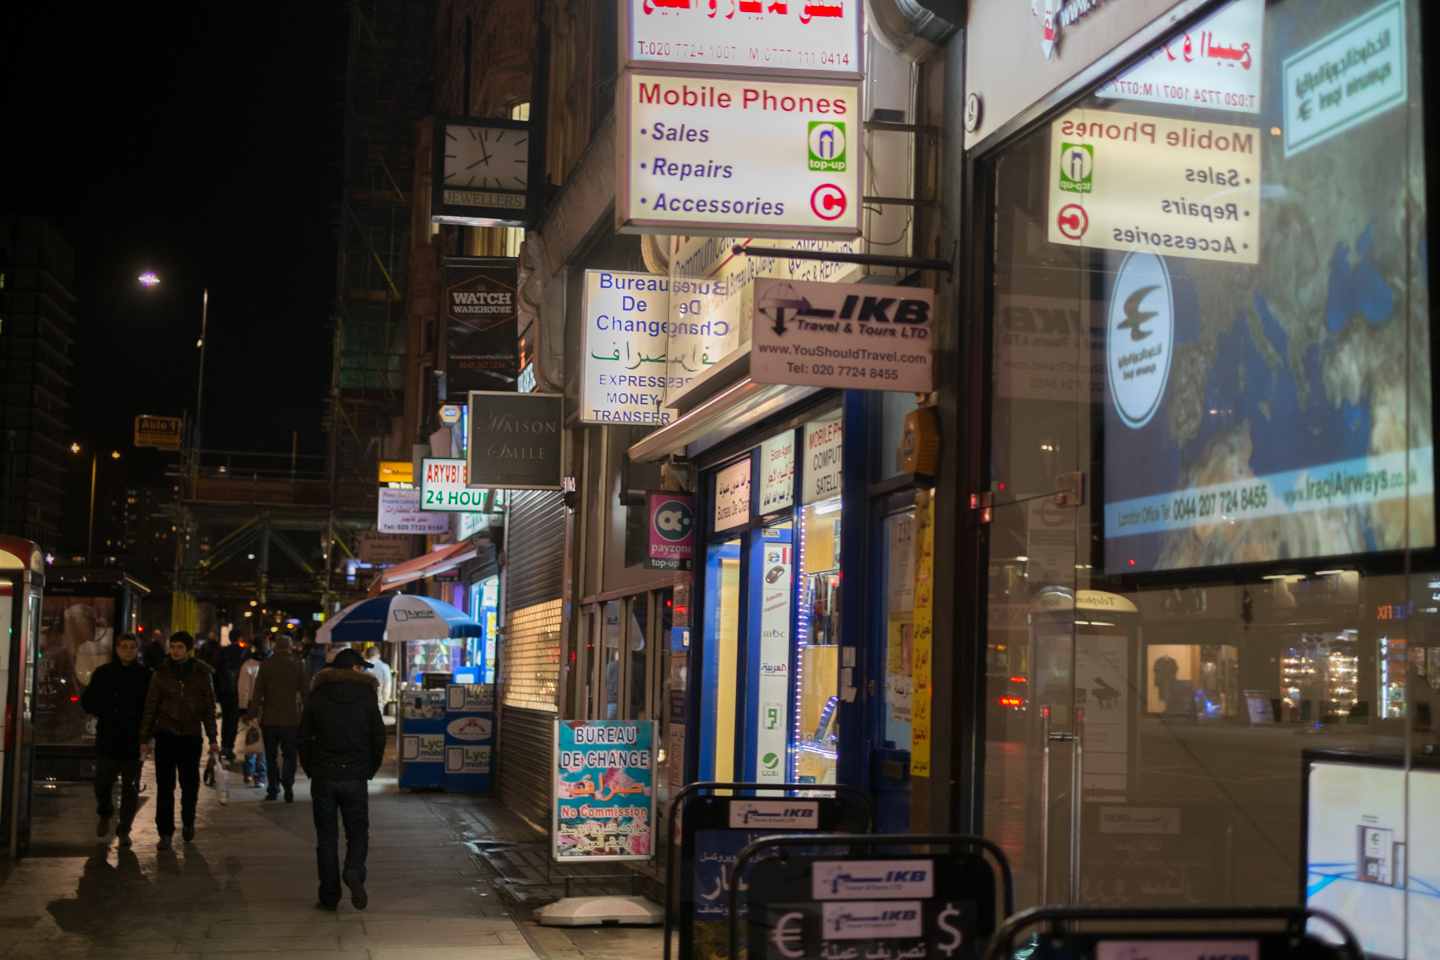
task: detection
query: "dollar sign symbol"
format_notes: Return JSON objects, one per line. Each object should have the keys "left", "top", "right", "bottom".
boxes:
{"left": 936, "top": 903, "right": 963, "bottom": 958}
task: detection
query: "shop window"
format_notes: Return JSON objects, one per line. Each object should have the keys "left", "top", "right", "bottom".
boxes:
{"left": 975, "top": 0, "right": 1432, "bottom": 926}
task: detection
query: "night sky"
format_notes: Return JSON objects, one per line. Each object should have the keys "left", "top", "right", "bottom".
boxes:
{"left": 3, "top": 5, "right": 349, "bottom": 550}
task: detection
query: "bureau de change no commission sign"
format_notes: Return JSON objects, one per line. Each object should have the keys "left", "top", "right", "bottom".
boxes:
{"left": 617, "top": 70, "right": 862, "bottom": 239}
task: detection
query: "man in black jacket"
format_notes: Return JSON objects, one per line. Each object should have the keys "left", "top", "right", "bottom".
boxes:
{"left": 212, "top": 638, "right": 248, "bottom": 760}
{"left": 79, "top": 632, "right": 151, "bottom": 846}
{"left": 298, "top": 647, "right": 385, "bottom": 911}
{"left": 139, "top": 632, "right": 220, "bottom": 848}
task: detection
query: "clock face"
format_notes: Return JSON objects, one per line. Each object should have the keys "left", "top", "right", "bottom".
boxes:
{"left": 443, "top": 124, "right": 529, "bottom": 192}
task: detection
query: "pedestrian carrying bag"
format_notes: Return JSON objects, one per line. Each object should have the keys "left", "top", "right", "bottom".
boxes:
{"left": 211, "top": 753, "right": 231, "bottom": 806}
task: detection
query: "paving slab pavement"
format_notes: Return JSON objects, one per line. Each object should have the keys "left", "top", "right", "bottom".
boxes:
{"left": 0, "top": 746, "right": 664, "bottom": 960}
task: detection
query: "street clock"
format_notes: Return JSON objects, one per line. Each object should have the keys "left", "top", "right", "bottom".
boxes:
{"left": 431, "top": 116, "right": 538, "bottom": 228}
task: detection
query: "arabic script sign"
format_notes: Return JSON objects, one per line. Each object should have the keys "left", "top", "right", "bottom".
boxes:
{"left": 553, "top": 720, "right": 655, "bottom": 861}
{"left": 580, "top": 270, "right": 679, "bottom": 424}
{"left": 625, "top": 0, "right": 862, "bottom": 76}
{"left": 1097, "top": 0, "right": 1263, "bottom": 114}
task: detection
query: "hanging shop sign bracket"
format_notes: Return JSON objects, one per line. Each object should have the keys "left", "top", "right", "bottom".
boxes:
{"left": 733, "top": 244, "right": 953, "bottom": 276}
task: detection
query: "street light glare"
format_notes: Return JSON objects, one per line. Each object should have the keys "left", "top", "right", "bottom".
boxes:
{"left": 70, "top": 442, "right": 80, "bottom": 454}
{"left": 138, "top": 272, "right": 160, "bottom": 287}
{"left": 110, "top": 451, "right": 120, "bottom": 459}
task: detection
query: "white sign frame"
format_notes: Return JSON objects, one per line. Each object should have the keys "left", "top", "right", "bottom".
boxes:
{"left": 377, "top": 488, "right": 451, "bottom": 535}
{"left": 579, "top": 269, "right": 678, "bottom": 425}
{"left": 714, "top": 458, "right": 752, "bottom": 532}
{"left": 420, "top": 458, "right": 491, "bottom": 513}
{"left": 622, "top": 0, "right": 863, "bottom": 79}
{"left": 617, "top": 68, "right": 863, "bottom": 240}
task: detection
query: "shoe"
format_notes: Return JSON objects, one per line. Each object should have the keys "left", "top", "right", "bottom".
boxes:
{"left": 343, "top": 869, "right": 368, "bottom": 910}
{"left": 284, "top": 785, "right": 294, "bottom": 803}
{"left": 222, "top": 751, "right": 236, "bottom": 762}
{"left": 315, "top": 901, "right": 338, "bottom": 912}
{"left": 243, "top": 773, "right": 253, "bottom": 786}
{"left": 117, "top": 831, "right": 132, "bottom": 848}
{"left": 95, "top": 816, "right": 110, "bottom": 838}
{"left": 156, "top": 835, "right": 172, "bottom": 850}
{"left": 264, "top": 793, "right": 278, "bottom": 802}
{"left": 182, "top": 824, "right": 195, "bottom": 843}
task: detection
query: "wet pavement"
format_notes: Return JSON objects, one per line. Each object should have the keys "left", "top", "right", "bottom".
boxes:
{"left": 0, "top": 746, "right": 663, "bottom": 960}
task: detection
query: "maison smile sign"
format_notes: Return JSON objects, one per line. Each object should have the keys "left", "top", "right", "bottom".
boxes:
{"left": 466, "top": 391, "right": 563, "bottom": 490}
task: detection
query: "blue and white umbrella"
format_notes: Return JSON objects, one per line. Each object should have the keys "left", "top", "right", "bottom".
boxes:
{"left": 316, "top": 595, "right": 483, "bottom": 645}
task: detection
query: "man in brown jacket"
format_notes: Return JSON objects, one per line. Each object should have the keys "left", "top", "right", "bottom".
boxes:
{"left": 247, "top": 633, "right": 309, "bottom": 803}
{"left": 138, "top": 631, "right": 219, "bottom": 848}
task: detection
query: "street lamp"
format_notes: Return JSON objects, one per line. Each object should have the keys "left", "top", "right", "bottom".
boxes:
{"left": 73, "top": 445, "right": 121, "bottom": 564}
{"left": 138, "top": 273, "right": 209, "bottom": 462}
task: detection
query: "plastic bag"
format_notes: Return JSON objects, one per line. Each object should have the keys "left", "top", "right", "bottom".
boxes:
{"left": 211, "top": 753, "right": 230, "bottom": 805}
{"left": 242, "top": 721, "right": 263, "bottom": 756}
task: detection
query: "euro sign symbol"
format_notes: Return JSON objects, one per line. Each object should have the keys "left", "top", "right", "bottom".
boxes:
{"left": 936, "top": 903, "right": 964, "bottom": 958}
{"left": 771, "top": 911, "right": 806, "bottom": 959}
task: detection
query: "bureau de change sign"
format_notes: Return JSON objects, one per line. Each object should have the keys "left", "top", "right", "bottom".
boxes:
{"left": 618, "top": 71, "right": 862, "bottom": 239}
{"left": 750, "top": 278, "right": 935, "bottom": 392}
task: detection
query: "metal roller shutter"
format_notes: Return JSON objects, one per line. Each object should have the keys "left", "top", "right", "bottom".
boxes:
{"left": 498, "top": 705, "right": 555, "bottom": 828}
{"left": 504, "top": 491, "right": 565, "bottom": 612}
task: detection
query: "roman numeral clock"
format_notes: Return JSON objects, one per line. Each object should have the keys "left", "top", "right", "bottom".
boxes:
{"left": 431, "top": 116, "right": 538, "bottom": 227}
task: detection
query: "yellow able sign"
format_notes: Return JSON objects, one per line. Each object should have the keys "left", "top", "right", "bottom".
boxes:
{"left": 377, "top": 460, "right": 414, "bottom": 485}
{"left": 134, "top": 415, "right": 183, "bottom": 449}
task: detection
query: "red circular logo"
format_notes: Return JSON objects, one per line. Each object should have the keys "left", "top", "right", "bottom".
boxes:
{"left": 810, "top": 184, "right": 847, "bottom": 221}
{"left": 1056, "top": 204, "right": 1089, "bottom": 240}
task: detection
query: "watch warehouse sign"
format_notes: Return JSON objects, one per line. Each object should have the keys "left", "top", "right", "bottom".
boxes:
{"left": 466, "top": 391, "right": 562, "bottom": 490}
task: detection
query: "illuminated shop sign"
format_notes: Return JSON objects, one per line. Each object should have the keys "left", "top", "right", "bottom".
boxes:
{"left": 624, "top": 0, "right": 861, "bottom": 76}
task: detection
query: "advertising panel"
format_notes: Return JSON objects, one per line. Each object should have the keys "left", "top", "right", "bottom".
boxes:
{"left": 443, "top": 258, "right": 521, "bottom": 397}
{"left": 1097, "top": 0, "right": 1264, "bottom": 114}
{"left": 420, "top": 458, "right": 490, "bottom": 512}
{"left": 618, "top": 70, "right": 863, "bottom": 239}
{"left": 1046, "top": 109, "right": 1262, "bottom": 265}
{"left": 357, "top": 532, "right": 415, "bottom": 566}
{"left": 624, "top": 0, "right": 861, "bottom": 76}
{"left": 36, "top": 595, "right": 116, "bottom": 747}
{"left": 465, "top": 392, "right": 563, "bottom": 490}
{"left": 443, "top": 684, "right": 493, "bottom": 792}
{"left": 580, "top": 270, "right": 680, "bottom": 424}
{"left": 377, "top": 488, "right": 450, "bottom": 535}
{"left": 753, "top": 533, "right": 791, "bottom": 783}
{"left": 133, "top": 415, "right": 183, "bottom": 449}
{"left": 715, "top": 458, "right": 752, "bottom": 532}
{"left": 648, "top": 493, "right": 694, "bottom": 561}
{"left": 553, "top": 719, "right": 654, "bottom": 860}
{"left": 801, "top": 414, "right": 842, "bottom": 505}
{"left": 750, "top": 278, "right": 934, "bottom": 392}
{"left": 759, "top": 431, "right": 795, "bottom": 513}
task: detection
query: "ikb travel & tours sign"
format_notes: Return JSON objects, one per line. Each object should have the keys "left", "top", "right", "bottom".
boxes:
{"left": 553, "top": 720, "right": 655, "bottom": 861}
{"left": 750, "top": 278, "right": 935, "bottom": 392}
{"left": 618, "top": 71, "right": 862, "bottom": 239}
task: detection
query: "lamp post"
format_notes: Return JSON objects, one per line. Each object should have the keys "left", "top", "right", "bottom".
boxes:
{"left": 74, "top": 445, "right": 120, "bottom": 564}
{"left": 138, "top": 273, "right": 209, "bottom": 463}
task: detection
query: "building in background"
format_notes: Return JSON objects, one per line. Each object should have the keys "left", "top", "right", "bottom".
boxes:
{"left": 0, "top": 216, "right": 75, "bottom": 551}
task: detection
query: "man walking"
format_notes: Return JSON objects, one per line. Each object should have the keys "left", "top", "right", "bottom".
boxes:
{"left": 138, "top": 631, "right": 219, "bottom": 848}
{"left": 212, "top": 637, "right": 248, "bottom": 760}
{"left": 80, "top": 632, "right": 151, "bottom": 847}
{"left": 299, "top": 648, "right": 385, "bottom": 911}
{"left": 248, "top": 633, "right": 309, "bottom": 803}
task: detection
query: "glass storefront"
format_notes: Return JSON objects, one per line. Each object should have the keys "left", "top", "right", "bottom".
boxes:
{"left": 974, "top": 0, "right": 1433, "bottom": 946}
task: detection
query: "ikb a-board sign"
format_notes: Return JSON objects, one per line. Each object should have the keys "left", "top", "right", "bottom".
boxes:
{"left": 580, "top": 270, "right": 680, "bottom": 425}
{"left": 751, "top": 279, "right": 935, "bottom": 392}
{"left": 624, "top": 0, "right": 861, "bottom": 77}
{"left": 553, "top": 720, "right": 655, "bottom": 861}
{"left": 618, "top": 70, "right": 862, "bottom": 239}
{"left": 420, "top": 458, "right": 491, "bottom": 513}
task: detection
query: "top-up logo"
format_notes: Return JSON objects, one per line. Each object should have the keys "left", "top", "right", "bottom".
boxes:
{"left": 808, "top": 122, "right": 847, "bottom": 172}
{"left": 1106, "top": 250, "right": 1174, "bottom": 429}
{"left": 1058, "top": 142, "right": 1092, "bottom": 193}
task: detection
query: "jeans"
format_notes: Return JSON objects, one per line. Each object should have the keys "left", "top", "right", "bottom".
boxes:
{"left": 218, "top": 699, "right": 240, "bottom": 755}
{"left": 311, "top": 778, "right": 369, "bottom": 906}
{"left": 152, "top": 731, "right": 203, "bottom": 836}
{"left": 262, "top": 725, "right": 299, "bottom": 795}
{"left": 94, "top": 757, "right": 142, "bottom": 832}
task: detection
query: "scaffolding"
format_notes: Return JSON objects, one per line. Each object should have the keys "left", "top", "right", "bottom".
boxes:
{"left": 331, "top": 0, "right": 434, "bottom": 485}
